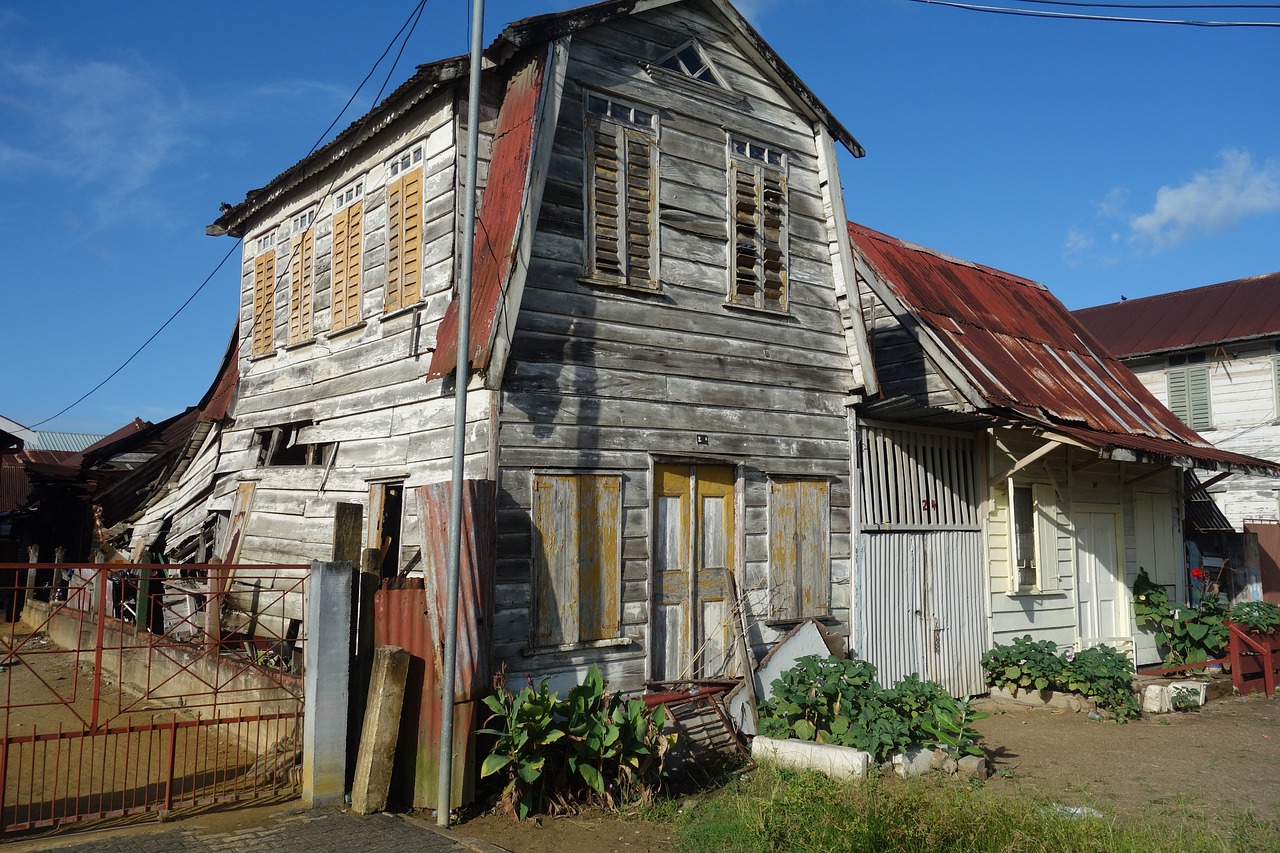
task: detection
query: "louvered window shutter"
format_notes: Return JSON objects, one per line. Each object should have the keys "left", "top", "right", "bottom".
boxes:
{"left": 331, "top": 202, "right": 363, "bottom": 330}
{"left": 252, "top": 251, "right": 276, "bottom": 357}
{"left": 288, "top": 230, "right": 314, "bottom": 344}
{"left": 385, "top": 171, "right": 421, "bottom": 313}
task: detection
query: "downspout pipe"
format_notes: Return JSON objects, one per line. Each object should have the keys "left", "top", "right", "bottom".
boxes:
{"left": 439, "top": 0, "right": 485, "bottom": 827}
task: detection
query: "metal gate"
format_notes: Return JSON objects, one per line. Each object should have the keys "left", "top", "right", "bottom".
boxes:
{"left": 0, "top": 563, "right": 307, "bottom": 833}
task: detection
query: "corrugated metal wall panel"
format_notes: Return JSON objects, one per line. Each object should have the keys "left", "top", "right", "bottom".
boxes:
{"left": 859, "top": 530, "right": 987, "bottom": 697}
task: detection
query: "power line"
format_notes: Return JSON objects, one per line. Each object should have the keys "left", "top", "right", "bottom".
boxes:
{"left": 903, "top": 0, "right": 1280, "bottom": 24}
{"left": 1016, "top": 1, "right": 1280, "bottom": 7}
{"left": 37, "top": 0, "right": 431, "bottom": 428}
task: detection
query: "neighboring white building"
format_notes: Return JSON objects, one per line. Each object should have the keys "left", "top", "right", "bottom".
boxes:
{"left": 1075, "top": 273, "right": 1280, "bottom": 531}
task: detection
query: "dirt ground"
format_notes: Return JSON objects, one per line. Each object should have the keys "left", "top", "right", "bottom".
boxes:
{"left": 455, "top": 690, "right": 1280, "bottom": 853}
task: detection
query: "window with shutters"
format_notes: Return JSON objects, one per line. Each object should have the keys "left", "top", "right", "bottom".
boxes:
{"left": 768, "top": 478, "right": 830, "bottom": 622}
{"left": 331, "top": 179, "right": 364, "bottom": 331}
{"left": 1166, "top": 351, "right": 1211, "bottom": 430}
{"left": 584, "top": 93, "right": 658, "bottom": 290}
{"left": 531, "top": 472, "right": 622, "bottom": 647}
{"left": 384, "top": 145, "right": 423, "bottom": 313}
{"left": 1009, "top": 481, "right": 1063, "bottom": 594}
{"left": 287, "top": 208, "right": 317, "bottom": 345}
{"left": 250, "top": 230, "right": 277, "bottom": 358}
{"left": 728, "top": 136, "right": 788, "bottom": 312}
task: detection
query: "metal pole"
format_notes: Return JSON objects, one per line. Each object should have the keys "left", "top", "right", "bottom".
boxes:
{"left": 439, "top": 0, "right": 485, "bottom": 827}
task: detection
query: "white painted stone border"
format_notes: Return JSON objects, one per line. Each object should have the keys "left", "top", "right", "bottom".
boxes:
{"left": 988, "top": 685, "right": 1094, "bottom": 712}
{"left": 752, "top": 735, "right": 872, "bottom": 779}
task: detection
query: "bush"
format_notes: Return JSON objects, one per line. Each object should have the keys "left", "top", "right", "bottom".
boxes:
{"left": 981, "top": 635, "right": 1139, "bottom": 721}
{"left": 1230, "top": 601, "right": 1280, "bottom": 635}
{"left": 1133, "top": 568, "right": 1228, "bottom": 665}
{"left": 479, "top": 664, "right": 675, "bottom": 818}
{"left": 755, "top": 655, "right": 982, "bottom": 763}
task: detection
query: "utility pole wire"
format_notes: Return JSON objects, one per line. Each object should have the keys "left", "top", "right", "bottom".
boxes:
{"left": 36, "top": 0, "right": 431, "bottom": 429}
{"left": 1016, "top": 1, "right": 1280, "bottom": 8}
{"left": 904, "top": 0, "right": 1280, "bottom": 23}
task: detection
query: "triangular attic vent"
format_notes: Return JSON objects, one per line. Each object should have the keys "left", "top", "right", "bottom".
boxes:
{"left": 655, "top": 40, "right": 724, "bottom": 87}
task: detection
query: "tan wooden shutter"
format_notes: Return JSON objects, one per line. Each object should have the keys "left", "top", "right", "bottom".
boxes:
{"left": 760, "top": 170, "right": 786, "bottom": 309}
{"left": 731, "top": 162, "right": 759, "bottom": 303}
{"left": 532, "top": 473, "right": 622, "bottom": 645}
{"left": 331, "top": 201, "right": 363, "bottom": 330}
{"left": 288, "top": 230, "right": 314, "bottom": 344}
{"left": 580, "top": 476, "right": 621, "bottom": 640}
{"left": 770, "top": 479, "right": 830, "bottom": 619}
{"left": 252, "top": 250, "right": 276, "bottom": 357}
{"left": 385, "top": 170, "right": 422, "bottom": 313}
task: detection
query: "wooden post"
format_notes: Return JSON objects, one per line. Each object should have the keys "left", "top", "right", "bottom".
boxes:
{"left": 351, "top": 645, "right": 410, "bottom": 814}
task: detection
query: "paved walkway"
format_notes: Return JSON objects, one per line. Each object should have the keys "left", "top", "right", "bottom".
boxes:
{"left": 3, "top": 806, "right": 509, "bottom": 853}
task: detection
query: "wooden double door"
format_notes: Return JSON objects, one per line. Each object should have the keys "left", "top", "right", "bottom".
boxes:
{"left": 651, "top": 464, "right": 736, "bottom": 681}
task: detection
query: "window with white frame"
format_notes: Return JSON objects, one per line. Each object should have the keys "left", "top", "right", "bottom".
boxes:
{"left": 1010, "top": 482, "right": 1062, "bottom": 593}
{"left": 768, "top": 477, "right": 831, "bottom": 621}
{"left": 583, "top": 93, "right": 658, "bottom": 290}
{"left": 1166, "top": 350, "right": 1211, "bottom": 430}
{"left": 530, "top": 472, "right": 622, "bottom": 647}
{"left": 728, "top": 135, "right": 788, "bottom": 311}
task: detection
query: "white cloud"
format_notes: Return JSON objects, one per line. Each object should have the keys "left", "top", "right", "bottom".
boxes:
{"left": 0, "top": 48, "right": 197, "bottom": 231}
{"left": 1062, "top": 226, "right": 1094, "bottom": 265}
{"left": 1129, "top": 149, "right": 1280, "bottom": 250}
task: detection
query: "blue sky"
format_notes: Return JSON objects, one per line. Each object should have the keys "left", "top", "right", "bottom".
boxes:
{"left": 2, "top": 0, "right": 1277, "bottom": 434}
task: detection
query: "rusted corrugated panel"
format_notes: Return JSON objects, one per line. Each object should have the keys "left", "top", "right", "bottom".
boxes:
{"left": 0, "top": 457, "right": 30, "bottom": 512}
{"left": 427, "top": 49, "right": 548, "bottom": 381}
{"left": 848, "top": 221, "right": 1280, "bottom": 476}
{"left": 1074, "top": 272, "right": 1280, "bottom": 358}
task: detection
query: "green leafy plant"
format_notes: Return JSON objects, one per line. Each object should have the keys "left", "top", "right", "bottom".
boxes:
{"left": 1133, "top": 568, "right": 1228, "bottom": 665}
{"left": 982, "top": 636, "right": 1139, "bottom": 721}
{"left": 479, "top": 664, "right": 674, "bottom": 819}
{"left": 756, "top": 656, "right": 983, "bottom": 762}
{"left": 1170, "top": 686, "right": 1201, "bottom": 712}
{"left": 1229, "top": 601, "right": 1280, "bottom": 635}
{"left": 1061, "top": 645, "right": 1141, "bottom": 721}
{"left": 979, "top": 634, "right": 1064, "bottom": 695}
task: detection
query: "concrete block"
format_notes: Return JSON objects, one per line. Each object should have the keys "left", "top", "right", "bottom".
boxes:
{"left": 892, "top": 747, "right": 935, "bottom": 778}
{"left": 1142, "top": 684, "right": 1172, "bottom": 714}
{"left": 958, "top": 754, "right": 990, "bottom": 779}
{"left": 1169, "top": 681, "right": 1207, "bottom": 708}
{"left": 751, "top": 736, "right": 871, "bottom": 780}
{"left": 303, "top": 561, "right": 353, "bottom": 808}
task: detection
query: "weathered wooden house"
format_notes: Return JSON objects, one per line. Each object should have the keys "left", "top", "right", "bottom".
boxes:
{"left": 848, "top": 223, "right": 1278, "bottom": 683}
{"left": 127, "top": 0, "right": 879, "bottom": 693}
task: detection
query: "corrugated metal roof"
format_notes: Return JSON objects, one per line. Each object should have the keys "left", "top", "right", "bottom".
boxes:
{"left": 26, "top": 431, "right": 106, "bottom": 453}
{"left": 848, "top": 221, "right": 1279, "bottom": 476}
{"left": 1074, "top": 272, "right": 1280, "bottom": 358}
{"left": 428, "top": 48, "right": 549, "bottom": 380}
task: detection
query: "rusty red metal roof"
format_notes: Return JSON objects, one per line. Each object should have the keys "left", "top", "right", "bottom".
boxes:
{"left": 848, "top": 221, "right": 1278, "bottom": 476}
{"left": 428, "top": 49, "right": 548, "bottom": 381}
{"left": 1073, "top": 272, "right": 1280, "bottom": 358}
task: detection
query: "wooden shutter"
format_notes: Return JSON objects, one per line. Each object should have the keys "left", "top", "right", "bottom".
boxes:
{"left": 589, "top": 123, "right": 623, "bottom": 280}
{"left": 252, "top": 250, "right": 276, "bottom": 357}
{"left": 1187, "top": 365, "right": 1211, "bottom": 430}
{"left": 288, "top": 230, "right": 314, "bottom": 344}
{"left": 331, "top": 201, "right": 363, "bottom": 330}
{"left": 1166, "top": 368, "right": 1189, "bottom": 424}
{"left": 385, "top": 169, "right": 422, "bottom": 312}
{"left": 1033, "top": 483, "right": 1063, "bottom": 592}
{"left": 770, "top": 479, "right": 830, "bottom": 619}
{"left": 623, "top": 129, "right": 655, "bottom": 286}
{"left": 760, "top": 171, "right": 786, "bottom": 309}
{"left": 532, "top": 474, "right": 622, "bottom": 645}
{"left": 731, "top": 162, "right": 759, "bottom": 303}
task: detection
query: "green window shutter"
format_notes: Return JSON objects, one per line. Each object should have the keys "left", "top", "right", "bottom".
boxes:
{"left": 1166, "top": 367, "right": 1189, "bottom": 424}
{"left": 1187, "top": 365, "right": 1211, "bottom": 430}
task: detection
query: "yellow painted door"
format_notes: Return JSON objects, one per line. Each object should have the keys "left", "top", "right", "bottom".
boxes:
{"left": 653, "top": 464, "right": 735, "bottom": 681}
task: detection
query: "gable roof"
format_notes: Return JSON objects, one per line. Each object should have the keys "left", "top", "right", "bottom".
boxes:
{"left": 1073, "top": 272, "right": 1280, "bottom": 358}
{"left": 848, "top": 221, "right": 1278, "bottom": 476}
{"left": 209, "top": 0, "right": 862, "bottom": 241}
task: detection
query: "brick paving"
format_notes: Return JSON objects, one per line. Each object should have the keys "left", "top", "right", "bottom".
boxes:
{"left": 4, "top": 807, "right": 509, "bottom": 853}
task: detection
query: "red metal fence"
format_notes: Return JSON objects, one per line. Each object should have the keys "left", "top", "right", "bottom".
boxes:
{"left": 0, "top": 563, "right": 307, "bottom": 833}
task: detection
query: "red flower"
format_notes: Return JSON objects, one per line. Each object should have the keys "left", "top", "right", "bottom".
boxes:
{"left": 1191, "top": 568, "right": 1205, "bottom": 579}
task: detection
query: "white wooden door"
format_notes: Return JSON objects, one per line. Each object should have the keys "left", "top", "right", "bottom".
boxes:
{"left": 1076, "top": 511, "right": 1123, "bottom": 642}
{"left": 653, "top": 464, "right": 735, "bottom": 681}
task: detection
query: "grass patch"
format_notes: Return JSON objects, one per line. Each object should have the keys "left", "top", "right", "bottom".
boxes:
{"left": 675, "top": 764, "right": 1279, "bottom": 852}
